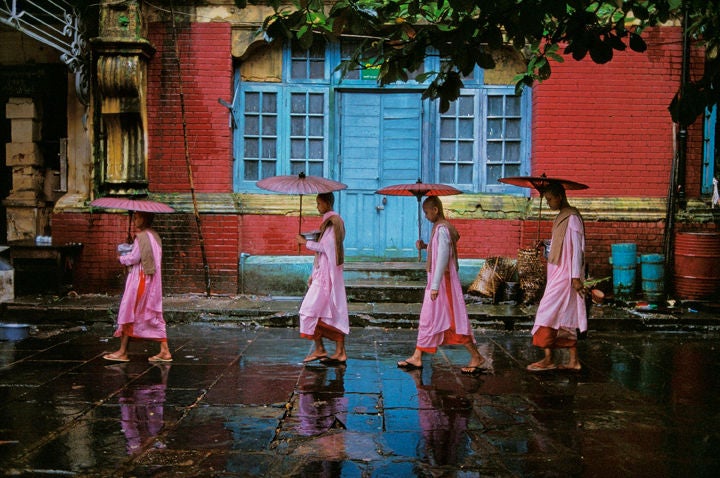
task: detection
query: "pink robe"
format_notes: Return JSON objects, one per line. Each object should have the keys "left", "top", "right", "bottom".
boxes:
{"left": 114, "top": 230, "right": 167, "bottom": 340}
{"left": 298, "top": 211, "right": 349, "bottom": 337}
{"left": 417, "top": 224, "right": 474, "bottom": 350}
{"left": 532, "top": 214, "right": 587, "bottom": 335}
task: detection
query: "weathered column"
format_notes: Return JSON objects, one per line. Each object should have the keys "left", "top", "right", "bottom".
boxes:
{"left": 91, "top": 0, "right": 154, "bottom": 196}
{"left": 3, "top": 97, "right": 51, "bottom": 241}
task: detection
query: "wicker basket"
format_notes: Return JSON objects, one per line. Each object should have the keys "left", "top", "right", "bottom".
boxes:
{"left": 517, "top": 248, "right": 546, "bottom": 304}
{"left": 468, "top": 257, "right": 517, "bottom": 299}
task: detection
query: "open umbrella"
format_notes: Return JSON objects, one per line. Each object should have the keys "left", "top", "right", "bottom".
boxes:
{"left": 376, "top": 179, "right": 463, "bottom": 261}
{"left": 498, "top": 173, "right": 589, "bottom": 243}
{"left": 256, "top": 172, "right": 348, "bottom": 249}
{"left": 498, "top": 174, "right": 589, "bottom": 193}
{"left": 90, "top": 196, "right": 175, "bottom": 243}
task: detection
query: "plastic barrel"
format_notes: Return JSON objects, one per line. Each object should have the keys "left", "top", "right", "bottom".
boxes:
{"left": 674, "top": 232, "right": 720, "bottom": 300}
{"left": 640, "top": 254, "right": 664, "bottom": 303}
{"left": 610, "top": 243, "right": 637, "bottom": 298}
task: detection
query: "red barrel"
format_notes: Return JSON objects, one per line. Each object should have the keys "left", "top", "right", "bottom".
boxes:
{"left": 674, "top": 232, "right": 720, "bottom": 300}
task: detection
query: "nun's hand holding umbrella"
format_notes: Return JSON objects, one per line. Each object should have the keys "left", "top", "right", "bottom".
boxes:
{"left": 89, "top": 196, "right": 175, "bottom": 244}
{"left": 375, "top": 179, "right": 463, "bottom": 261}
{"left": 256, "top": 172, "right": 348, "bottom": 251}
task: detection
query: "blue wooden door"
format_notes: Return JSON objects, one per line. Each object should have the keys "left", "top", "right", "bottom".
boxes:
{"left": 337, "top": 92, "right": 425, "bottom": 258}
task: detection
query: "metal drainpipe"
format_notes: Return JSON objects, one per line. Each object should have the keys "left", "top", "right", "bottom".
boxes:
{"left": 663, "top": 3, "right": 691, "bottom": 298}
{"left": 677, "top": 1, "right": 690, "bottom": 211}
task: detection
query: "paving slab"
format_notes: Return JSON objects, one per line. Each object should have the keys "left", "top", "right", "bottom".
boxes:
{"left": 1, "top": 321, "right": 719, "bottom": 477}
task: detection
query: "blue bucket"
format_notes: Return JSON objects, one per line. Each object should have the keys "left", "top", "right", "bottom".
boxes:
{"left": 640, "top": 254, "right": 664, "bottom": 303}
{"left": 609, "top": 243, "right": 637, "bottom": 298}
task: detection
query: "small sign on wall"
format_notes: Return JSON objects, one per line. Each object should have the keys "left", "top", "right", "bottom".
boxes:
{"left": 361, "top": 64, "right": 381, "bottom": 80}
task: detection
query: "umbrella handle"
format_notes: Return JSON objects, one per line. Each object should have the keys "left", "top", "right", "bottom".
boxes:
{"left": 298, "top": 195, "right": 303, "bottom": 253}
{"left": 127, "top": 210, "right": 134, "bottom": 244}
{"left": 535, "top": 196, "right": 543, "bottom": 245}
{"left": 417, "top": 197, "right": 422, "bottom": 262}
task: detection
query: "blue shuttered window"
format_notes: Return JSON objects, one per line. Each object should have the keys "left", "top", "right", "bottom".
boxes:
{"left": 436, "top": 89, "right": 530, "bottom": 193}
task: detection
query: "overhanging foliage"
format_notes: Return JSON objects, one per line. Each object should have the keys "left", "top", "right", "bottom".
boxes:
{"left": 239, "top": 0, "right": 720, "bottom": 124}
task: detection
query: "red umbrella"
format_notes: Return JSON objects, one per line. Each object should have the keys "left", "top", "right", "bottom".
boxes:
{"left": 376, "top": 179, "right": 463, "bottom": 261}
{"left": 256, "top": 172, "right": 348, "bottom": 248}
{"left": 90, "top": 196, "right": 175, "bottom": 243}
{"left": 498, "top": 173, "right": 589, "bottom": 243}
{"left": 498, "top": 174, "right": 589, "bottom": 192}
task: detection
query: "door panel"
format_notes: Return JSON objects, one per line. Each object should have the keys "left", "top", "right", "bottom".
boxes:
{"left": 338, "top": 92, "right": 423, "bottom": 258}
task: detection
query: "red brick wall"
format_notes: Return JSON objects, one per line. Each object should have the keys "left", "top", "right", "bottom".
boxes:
{"left": 159, "top": 213, "right": 239, "bottom": 295}
{"left": 139, "top": 22, "right": 238, "bottom": 294}
{"left": 532, "top": 26, "right": 706, "bottom": 199}
{"left": 53, "top": 212, "right": 239, "bottom": 295}
{"left": 239, "top": 215, "right": 319, "bottom": 256}
{"left": 52, "top": 212, "right": 132, "bottom": 293}
{"left": 146, "top": 22, "right": 234, "bottom": 193}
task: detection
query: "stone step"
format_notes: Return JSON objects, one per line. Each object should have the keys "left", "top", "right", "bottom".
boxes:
{"left": 241, "top": 256, "right": 484, "bottom": 298}
{"left": 343, "top": 261, "right": 427, "bottom": 282}
{"left": 345, "top": 278, "right": 425, "bottom": 303}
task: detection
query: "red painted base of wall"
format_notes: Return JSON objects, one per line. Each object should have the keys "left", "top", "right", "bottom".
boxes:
{"left": 53, "top": 212, "right": 716, "bottom": 297}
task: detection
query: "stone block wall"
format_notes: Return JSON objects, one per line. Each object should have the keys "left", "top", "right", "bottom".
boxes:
{"left": 3, "top": 97, "right": 51, "bottom": 241}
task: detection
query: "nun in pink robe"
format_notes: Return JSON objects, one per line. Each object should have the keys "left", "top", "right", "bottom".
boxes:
{"left": 103, "top": 211, "right": 172, "bottom": 363}
{"left": 527, "top": 182, "right": 586, "bottom": 372}
{"left": 296, "top": 192, "right": 349, "bottom": 364}
{"left": 397, "top": 196, "right": 486, "bottom": 375}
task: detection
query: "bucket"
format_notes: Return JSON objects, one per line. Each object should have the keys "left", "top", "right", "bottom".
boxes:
{"left": 674, "top": 232, "right": 720, "bottom": 300}
{"left": 610, "top": 243, "right": 638, "bottom": 299}
{"left": 0, "top": 323, "right": 30, "bottom": 341}
{"left": 640, "top": 254, "right": 664, "bottom": 303}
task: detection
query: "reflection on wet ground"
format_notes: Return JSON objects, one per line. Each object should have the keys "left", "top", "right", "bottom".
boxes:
{"left": 1, "top": 323, "right": 719, "bottom": 477}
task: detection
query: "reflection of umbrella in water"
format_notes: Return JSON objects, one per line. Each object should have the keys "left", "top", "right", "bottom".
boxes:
{"left": 498, "top": 173, "right": 589, "bottom": 242}
{"left": 376, "top": 179, "right": 463, "bottom": 261}
{"left": 90, "top": 196, "right": 175, "bottom": 243}
{"left": 256, "top": 172, "right": 348, "bottom": 250}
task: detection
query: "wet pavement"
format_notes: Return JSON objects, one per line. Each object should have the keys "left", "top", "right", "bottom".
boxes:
{"left": 1, "top": 317, "right": 720, "bottom": 477}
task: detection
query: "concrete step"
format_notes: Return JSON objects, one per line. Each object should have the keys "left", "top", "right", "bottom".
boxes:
{"left": 241, "top": 256, "right": 484, "bottom": 297}
{"left": 345, "top": 278, "right": 426, "bottom": 303}
{"left": 344, "top": 261, "right": 426, "bottom": 280}
{"left": 344, "top": 261, "right": 427, "bottom": 302}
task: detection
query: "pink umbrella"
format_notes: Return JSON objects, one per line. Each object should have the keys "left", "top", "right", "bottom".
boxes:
{"left": 90, "top": 196, "right": 175, "bottom": 243}
{"left": 257, "top": 172, "right": 347, "bottom": 231}
{"left": 90, "top": 197, "right": 175, "bottom": 213}
{"left": 376, "top": 179, "right": 463, "bottom": 261}
{"left": 256, "top": 172, "right": 348, "bottom": 249}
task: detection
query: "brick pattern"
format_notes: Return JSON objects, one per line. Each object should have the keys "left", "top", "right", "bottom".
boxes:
{"left": 53, "top": 212, "right": 240, "bottom": 295}
{"left": 52, "top": 212, "right": 131, "bottom": 293}
{"left": 532, "top": 26, "right": 706, "bottom": 198}
{"left": 146, "top": 22, "right": 233, "bottom": 194}
{"left": 240, "top": 215, "right": 324, "bottom": 256}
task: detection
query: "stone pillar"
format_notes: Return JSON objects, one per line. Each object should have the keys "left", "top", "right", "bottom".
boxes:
{"left": 3, "top": 97, "right": 52, "bottom": 241}
{"left": 91, "top": 0, "right": 154, "bottom": 196}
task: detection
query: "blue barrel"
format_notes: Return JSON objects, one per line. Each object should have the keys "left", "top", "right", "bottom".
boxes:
{"left": 640, "top": 254, "right": 664, "bottom": 303}
{"left": 609, "top": 243, "right": 637, "bottom": 298}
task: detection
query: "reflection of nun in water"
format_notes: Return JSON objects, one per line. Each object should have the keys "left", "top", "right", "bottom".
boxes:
{"left": 298, "top": 365, "right": 348, "bottom": 436}
{"left": 409, "top": 369, "right": 472, "bottom": 466}
{"left": 119, "top": 364, "right": 171, "bottom": 454}
{"left": 297, "top": 366, "right": 348, "bottom": 478}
